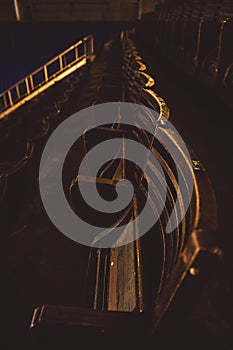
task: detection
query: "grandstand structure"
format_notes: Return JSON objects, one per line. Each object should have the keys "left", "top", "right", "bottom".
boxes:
{"left": 0, "top": 1, "right": 232, "bottom": 350}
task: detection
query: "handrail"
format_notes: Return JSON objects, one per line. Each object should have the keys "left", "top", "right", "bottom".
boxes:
{"left": 0, "top": 35, "right": 94, "bottom": 119}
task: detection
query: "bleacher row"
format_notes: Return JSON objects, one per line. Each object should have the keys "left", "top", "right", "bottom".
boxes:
{"left": 1, "top": 31, "right": 220, "bottom": 339}
{"left": 0, "top": 33, "right": 170, "bottom": 240}
{"left": 121, "top": 32, "right": 219, "bottom": 324}
{"left": 137, "top": 0, "right": 233, "bottom": 109}
{"left": 0, "top": 65, "right": 86, "bottom": 240}
{"left": 155, "top": 0, "right": 233, "bottom": 22}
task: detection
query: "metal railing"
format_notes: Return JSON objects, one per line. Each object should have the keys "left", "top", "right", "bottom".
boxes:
{"left": 0, "top": 35, "right": 94, "bottom": 119}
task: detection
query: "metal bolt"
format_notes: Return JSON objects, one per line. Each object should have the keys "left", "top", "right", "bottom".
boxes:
{"left": 189, "top": 267, "right": 199, "bottom": 276}
{"left": 192, "top": 160, "right": 206, "bottom": 171}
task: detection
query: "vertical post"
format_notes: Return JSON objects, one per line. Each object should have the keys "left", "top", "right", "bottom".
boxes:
{"left": 122, "top": 135, "right": 125, "bottom": 179}
{"left": 216, "top": 19, "right": 227, "bottom": 67}
{"left": 93, "top": 249, "right": 101, "bottom": 310}
{"left": 194, "top": 19, "right": 204, "bottom": 67}
{"left": 133, "top": 195, "right": 144, "bottom": 312}
{"left": 3, "top": 94, "right": 7, "bottom": 109}
{"left": 90, "top": 36, "right": 94, "bottom": 55}
{"left": 85, "top": 36, "right": 94, "bottom": 58}
{"left": 25, "top": 78, "right": 30, "bottom": 95}
{"left": 16, "top": 84, "right": 20, "bottom": 99}
{"left": 63, "top": 55, "right": 67, "bottom": 68}
{"left": 138, "top": 0, "right": 142, "bottom": 20}
{"left": 75, "top": 45, "right": 78, "bottom": 60}
{"left": 8, "top": 90, "right": 13, "bottom": 106}
{"left": 83, "top": 38, "right": 87, "bottom": 58}
{"left": 59, "top": 55, "right": 63, "bottom": 70}
{"left": 30, "top": 75, "right": 34, "bottom": 90}
{"left": 44, "top": 65, "right": 48, "bottom": 82}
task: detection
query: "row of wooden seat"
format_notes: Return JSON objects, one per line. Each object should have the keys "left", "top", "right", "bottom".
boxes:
{"left": 119, "top": 32, "right": 219, "bottom": 324}
{"left": 64, "top": 31, "right": 216, "bottom": 317}
{"left": 0, "top": 64, "right": 90, "bottom": 239}
{"left": 155, "top": 0, "right": 233, "bottom": 22}
{"left": 137, "top": 1, "right": 233, "bottom": 109}
{"left": 122, "top": 34, "right": 188, "bottom": 293}
{"left": 29, "top": 33, "right": 219, "bottom": 333}
{"left": 0, "top": 32, "right": 221, "bottom": 342}
{"left": 0, "top": 37, "right": 127, "bottom": 242}
{"left": 57, "top": 38, "right": 171, "bottom": 317}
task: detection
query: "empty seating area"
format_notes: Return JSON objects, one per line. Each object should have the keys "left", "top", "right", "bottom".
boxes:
{"left": 137, "top": 0, "right": 233, "bottom": 109}
{"left": 0, "top": 25, "right": 224, "bottom": 349}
